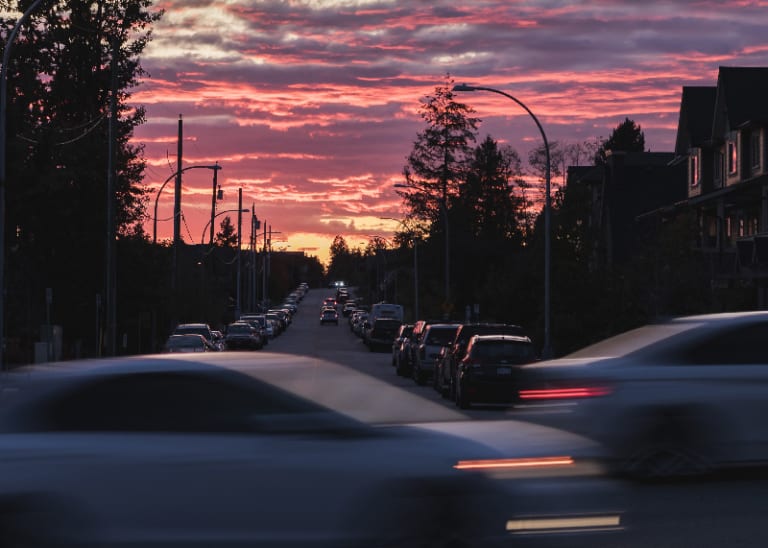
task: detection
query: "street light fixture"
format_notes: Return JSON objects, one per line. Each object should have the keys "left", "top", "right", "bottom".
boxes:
{"left": 452, "top": 83, "right": 552, "bottom": 358}
{"left": 153, "top": 164, "right": 222, "bottom": 244}
{"left": 200, "top": 208, "right": 249, "bottom": 245}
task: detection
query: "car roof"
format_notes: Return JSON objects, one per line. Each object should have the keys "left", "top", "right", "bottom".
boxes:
{"left": 564, "top": 311, "right": 768, "bottom": 361}
{"left": 470, "top": 334, "right": 532, "bottom": 344}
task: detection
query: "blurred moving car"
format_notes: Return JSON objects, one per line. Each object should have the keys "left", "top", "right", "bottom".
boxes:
{"left": 0, "top": 355, "right": 515, "bottom": 546}
{"left": 454, "top": 335, "right": 536, "bottom": 409}
{"left": 223, "top": 322, "right": 264, "bottom": 350}
{"left": 516, "top": 311, "right": 768, "bottom": 479}
{"left": 162, "top": 334, "right": 215, "bottom": 353}
{"left": 320, "top": 307, "right": 339, "bottom": 325}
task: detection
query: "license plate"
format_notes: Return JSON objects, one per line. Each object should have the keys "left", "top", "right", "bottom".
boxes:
{"left": 497, "top": 367, "right": 512, "bottom": 376}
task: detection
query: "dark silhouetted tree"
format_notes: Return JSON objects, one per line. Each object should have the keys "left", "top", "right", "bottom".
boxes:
{"left": 595, "top": 117, "right": 645, "bottom": 165}
{"left": 215, "top": 216, "right": 237, "bottom": 247}
{"left": 399, "top": 74, "right": 479, "bottom": 226}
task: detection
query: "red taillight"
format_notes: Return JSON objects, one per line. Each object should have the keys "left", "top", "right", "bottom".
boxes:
{"left": 518, "top": 386, "right": 612, "bottom": 400}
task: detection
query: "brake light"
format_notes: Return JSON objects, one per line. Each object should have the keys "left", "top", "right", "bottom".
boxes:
{"left": 518, "top": 386, "right": 612, "bottom": 400}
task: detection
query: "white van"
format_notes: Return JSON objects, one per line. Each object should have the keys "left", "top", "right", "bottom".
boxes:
{"left": 370, "top": 302, "right": 404, "bottom": 323}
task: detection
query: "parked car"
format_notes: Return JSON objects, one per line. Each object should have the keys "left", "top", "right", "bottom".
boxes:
{"left": 412, "top": 323, "right": 461, "bottom": 385}
{"left": 210, "top": 330, "right": 226, "bottom": 351}
{"left": 392, "top": 324, "right": 414, "bottom": 367}
{"left": 435, "top": 323, "right": 528, "bottom": 399}
{"left": 320, "top": 308, "right": 339, "bottom": 325}
{"left": 0, "top": 355, "right": 516, "bottom": 546}
{"left": 515, "top": 311, "right": 768, "bottom": 479}
{"left": 454, "top": 334, "right": 536, "bottom": 410}
{"left": 162, "top": 334, "right": 215, "bottom": 353}
{"left": 364, "top": 318, "right": 402, "bottom": 352}
{"left": 224, "top": 322, "right": 264, "bottom": 350}
{"left": 172, "top": 323, "right": 217, "bottom": 349}
{"left": 238, "top": 314, "right": 270, "bottom": 345}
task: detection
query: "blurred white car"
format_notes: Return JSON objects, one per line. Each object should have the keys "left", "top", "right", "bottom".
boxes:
{"left": 0, "top": 353, "right": 518, "bottom": 546}
{"left": 516, "top": 311, "right": 768, "bottom": 479}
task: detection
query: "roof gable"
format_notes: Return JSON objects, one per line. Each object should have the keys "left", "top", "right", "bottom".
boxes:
{"left": 674, "top": 86, "right": 716, "bottom": 154}
{"left": 713, "top": 66, "right": 768, "bottom": 136}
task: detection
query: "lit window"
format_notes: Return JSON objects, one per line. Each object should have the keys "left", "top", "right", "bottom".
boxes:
{"left": 751, "top": 132, "right": 761, "bottom": 169}
{"left": 689, "top": 152, "right": 700, "bottom": 187}
{"left": 728, "top": 141, "right": 738, "bottom": 175}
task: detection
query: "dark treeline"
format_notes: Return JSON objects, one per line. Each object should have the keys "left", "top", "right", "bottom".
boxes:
{"left": 327, "top": 77, "right": 710, "bottom": 357}
{"left": 1, "top": 2, "right": 323, "bottom": 364}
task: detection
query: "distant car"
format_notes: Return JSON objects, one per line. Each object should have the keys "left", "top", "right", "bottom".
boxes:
{"left": 320, "top": 308, "right": 339, "bottom": 324}
{"left": 454, "top": 334, "right": 536, "bottom": 410}
{"left": 365, "top": 318, "right": 402, "bottom": 352}
{"left": 0, "top": 355, "right": 515, "bottom": 546}
{"left": 392, "top": 324, "right": 414, "bottom": 367}
{"left": 172, "top": 323, "right": 217, "bottom": 349}
{"left": 515, "top": 311, "right": 768, "bottom": 479}
{"left": 210, "top": 330, "right": 226, "bottom": 351}
{"left": 435, "top": 323, "right": 528, "bottom": 400}
{"left": 412, "top": 323, "right": 461, "bottom": 386}
{"left": 162, "top": 334, "right": 215, "bottom": 353}
{"left": 238, "top": 315, "right": 269, "bottom": 345}
{"left": 224, "top": 322, "right": 263, "bottom": 350}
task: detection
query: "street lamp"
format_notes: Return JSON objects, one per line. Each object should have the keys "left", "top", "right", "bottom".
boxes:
{"left": 153, "top": 164, "right": 222, "bottom": 244}
{"left": 452, "top": 83, "right": 552, "bottom": 358}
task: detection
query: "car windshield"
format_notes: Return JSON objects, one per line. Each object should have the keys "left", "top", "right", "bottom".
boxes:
{"left": 227, "top": 325, "right": 252, "bottom": 334}
{"left": 425, "top": 327, "right": 459, "bottom": 346}
{"left": 471, "top": 340, "right": 535, "bottom": 362}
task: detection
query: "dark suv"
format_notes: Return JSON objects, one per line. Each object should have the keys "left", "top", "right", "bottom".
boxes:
{"left": 434, "top": 323, "right": 527, "bottom": 399}
{"left": 455, "top": 334, "right": 536, "bottom": 409}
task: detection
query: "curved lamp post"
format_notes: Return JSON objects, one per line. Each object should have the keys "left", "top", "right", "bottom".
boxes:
{"left": 153, "top": 164, "right": 222, "bottom": 244}
{"left": 452, "top": 83, "right": 552, "bottom": 358}
{"left": 200, "top": 208, "right": 249, "bottom": 245}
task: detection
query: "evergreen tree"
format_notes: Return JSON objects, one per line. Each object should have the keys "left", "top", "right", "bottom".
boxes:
{"left": 399, "top": 74, "right": 479, "bottom": 226}
{"left": 1, "top": 0, "right": 162, "bottom": 359}
{"left": 595, "top": 117, "right": 645, "bottom": 165}
{"left": 215, "top": 216, "right": 237, "bottom": 248}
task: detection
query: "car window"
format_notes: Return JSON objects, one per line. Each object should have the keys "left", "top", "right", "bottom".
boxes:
{"left": 27, "top": 371, "right": 335, "bottom": 433}
{"left": 666, "top": 322, "right": 768, "bottom": 365}
{"left": 425, "top": 327, "right": 459, "bottom": 346}
{"left": 472, "top": 341, "right": 536, "bottom": 363}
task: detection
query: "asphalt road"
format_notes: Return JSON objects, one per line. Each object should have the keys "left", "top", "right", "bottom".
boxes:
{"left": 262, "top": 288, "right": 768, "bottom": 548}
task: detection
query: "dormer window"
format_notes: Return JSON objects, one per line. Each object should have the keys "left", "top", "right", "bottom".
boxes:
{"left": 727, "top": 140, "right": 738, "bottom": 175}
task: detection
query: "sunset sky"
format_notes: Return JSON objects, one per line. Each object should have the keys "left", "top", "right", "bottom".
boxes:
{"left": 133, "top": 0, "right": 768, "bottom": 265}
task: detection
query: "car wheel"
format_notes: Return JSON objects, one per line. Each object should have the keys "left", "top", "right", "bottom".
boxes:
{"left": 612, "top": 410, "right": 713, "bottom": 481}
{"left": 455, "top": 382, "right": 470, "bottom": 410}
{"left": 343, "top": 477, "right": 499, "bottom": 548}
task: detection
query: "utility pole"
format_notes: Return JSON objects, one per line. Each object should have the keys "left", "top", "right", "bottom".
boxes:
{"left": 172, "top": 115, "right": 183, "bottom": 289}
{"left": 263, "top": 222, "right": 269, "bottom": 309}
{"left": 236, "top": 188, "right": 242, "bottom": 319}
{"left": 208, "top": 162, "right": 220, "bottom": 246}
{"left": 105, "top": 37, "right": 119, "bottom": 356}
